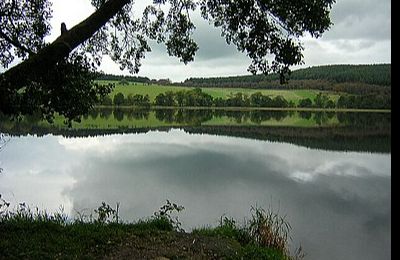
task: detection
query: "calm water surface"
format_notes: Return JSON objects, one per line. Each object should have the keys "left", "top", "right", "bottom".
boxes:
{"left": 0, "top": 111, "right": 391, "bottom": 260}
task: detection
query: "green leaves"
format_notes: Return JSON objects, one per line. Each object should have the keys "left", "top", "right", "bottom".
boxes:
{"left": 0, "top": 0, "right": 52, "bottom": 67}
{"left": 153, "top": 200, "right": 185, "bottom": 232}
{"left": 200, "top": 0, "right": 334, "bottom": 79}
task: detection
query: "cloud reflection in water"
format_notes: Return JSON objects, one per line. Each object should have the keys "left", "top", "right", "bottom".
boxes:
{"left": 0, "top": 129, "right": 391, "bottom": 260}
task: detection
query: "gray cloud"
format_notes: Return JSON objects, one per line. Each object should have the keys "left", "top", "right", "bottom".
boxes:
{"left": 324, "top": 0, "right": 391, "bottom": 41}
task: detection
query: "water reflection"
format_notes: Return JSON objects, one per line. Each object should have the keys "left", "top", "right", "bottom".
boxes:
{"left": 0, "top": 108, "right": 392, "bottom": 127}
{"left": 0, "top": 130, "right": 391, "bottom": 260}
{"left": 0, "top": 109, "right": 391, "bottom": 153}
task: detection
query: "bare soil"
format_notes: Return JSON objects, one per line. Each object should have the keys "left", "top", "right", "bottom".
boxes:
{"left": 105, "top": 231, "right": 240, "bottom": 259}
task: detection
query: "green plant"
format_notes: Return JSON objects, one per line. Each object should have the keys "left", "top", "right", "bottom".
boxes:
{"left": 0, "top": 194, "right": 10, "bottom": 218}
{"left": 94, "top": 202, "right": 120, "bottom": 224}
{"left": 153, "top": 200, "right": 185, "bottom": 232}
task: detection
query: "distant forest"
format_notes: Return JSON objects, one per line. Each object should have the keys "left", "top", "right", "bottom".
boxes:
{"left": 97, "top": 74, "right": 151, "bottom": 83}
{"left": 181, "top": 64, "right": 391, "bottom": 88}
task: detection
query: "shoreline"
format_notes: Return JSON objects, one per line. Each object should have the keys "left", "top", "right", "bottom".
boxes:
{"left": 95, "top": 105, "right": 392, "bottom": 113}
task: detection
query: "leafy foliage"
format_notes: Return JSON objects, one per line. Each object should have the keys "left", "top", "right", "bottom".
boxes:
{"left": 1, "top": 54, "right": 114, "bottom": 125}
{"left": 94, "top": 202, "right": 120, "bottom": 224}
{"left": 199, "top": 0, "right": 334, "bottom": 79}
{"left": 0, "top": 0, "right": 336, "bottom": 121}
{"left": 0, "top": 0, "right": 52, "bottom": 67}
{"left": 153, "top": 200, "right": 185, "bottom": 232}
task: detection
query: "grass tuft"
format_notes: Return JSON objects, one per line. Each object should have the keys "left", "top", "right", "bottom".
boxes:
{"left": 193, "top": 206, "right": 304, "bottom": 260}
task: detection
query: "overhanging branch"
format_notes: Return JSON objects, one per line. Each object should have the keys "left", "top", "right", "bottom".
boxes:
{"left": 0, "top": 0, "right": 131, "bottom": 91}
{"left": 0, "top": 30, "right": 36, "bottom": 56}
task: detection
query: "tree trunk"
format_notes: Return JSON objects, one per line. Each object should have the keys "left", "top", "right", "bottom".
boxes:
{"left": 0, "top": 0, "right": 130, "bottom": 91}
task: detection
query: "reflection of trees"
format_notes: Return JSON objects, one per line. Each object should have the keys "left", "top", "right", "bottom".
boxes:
{"left": 272, "top": 111, "right": 290, "bottom": 121}
{"left": 314, "top": 112, "right": 329, "bottom": 126}
{"left": 0, "top": 109, "right": 391, "bottom": 154}
{"left": 337, "top": 112, "right": 391, "bottom": 129}
{"left": 0, "top": 109, "right": 391, "bottom": 131}
{"left": 184, "top": 125, "right": 391, "bottom": 153}
{"left": 0, "top": 109, "right": 391, "bottom": 153}
{"left": 89, "top": 109, "right": 99, "bottom": 120}
{"left": 299, "top": 111, "right": 312, "bottom": 120}
{"left": 225, "top": 111, "right": 246, "bottom": 124}
{"left": 250, "top": 111, "right": 271, "bottom": 124}
{"left": 326, "top": 112, "right": 335, "bottom": 120}
{"left": 155, "top": 109, "right": 214, "bottom": 125}
{"left": 126, "top": 109, "right": 149, "bottom": 121}
{"left": 155, "top": 109, "right": 175, "bottom": 123}
{"left": 249, "top": 111, "right": 290, "bottom": 124}
{"left": 313, "top": 111, "right": 336, "bottom": 126}
{"left": 174, "top": 109, "right": 213, "bottom": 125}
{"left": 113, "top": 109, "right": 124, "bottom": 122}
{"left": 100, "top": 108, "right": 113, "bottom": 119}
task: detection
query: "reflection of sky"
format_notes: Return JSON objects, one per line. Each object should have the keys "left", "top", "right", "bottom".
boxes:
{"left": 0, "top": 130, "right": 391, "bottom": 260}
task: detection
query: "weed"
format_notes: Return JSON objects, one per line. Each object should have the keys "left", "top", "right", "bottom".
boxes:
{"left": 153, "top": 200, "right": 185, "bottom": 232}
{"left": 94, "top": 202, "right": 120, "bottom": 224}
{"left": 248, "top": 206, "right": 291, "bottom": 254}
{"left": 194, "top": 205, "right": 304, "bottom": 260}
{"left": 0, "top": 194, "right": 10, "bottom": 217}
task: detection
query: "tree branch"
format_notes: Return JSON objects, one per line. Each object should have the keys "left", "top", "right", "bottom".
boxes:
{"left": 0, "top": 0, "right": 131, "bottom": 91}
{"left": 0, "top": 30, "right": 36, "bottom": 56}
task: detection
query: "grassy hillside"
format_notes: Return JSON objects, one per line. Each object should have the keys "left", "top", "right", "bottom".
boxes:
{"left": 182, "top": 64, "right": 391, "bottom": 86}
{"left": 180, "top": 64, "right": 391, "bottom": 94}
{"left": 96, "top": 64, "right": 391, "bottom": 109}
{"left": 287, "top": 64, "right": 391, "bottom": 85}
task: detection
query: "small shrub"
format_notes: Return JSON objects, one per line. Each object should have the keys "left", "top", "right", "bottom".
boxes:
{"left": 153, "top": 200, "right": 185, "bottom": 232}
{"left": 94, "top": 202, "right": 120, "bottom": 224}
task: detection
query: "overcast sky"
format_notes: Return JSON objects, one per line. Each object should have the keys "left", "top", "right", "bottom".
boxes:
{"left": 47, "top": 0, "right": 391, "bottom": 82}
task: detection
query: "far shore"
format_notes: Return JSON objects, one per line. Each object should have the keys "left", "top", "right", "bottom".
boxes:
{"left": 95, "top": 105, "right": 392, "bottom": 113}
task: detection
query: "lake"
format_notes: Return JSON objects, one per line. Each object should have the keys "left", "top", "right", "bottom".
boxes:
{"left": 0, "top": 109, "right": 391, "bottom": 260}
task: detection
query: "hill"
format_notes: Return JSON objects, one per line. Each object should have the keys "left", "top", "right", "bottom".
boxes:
{"left": 180, "top": 64, "right": 391, "bottom": 93}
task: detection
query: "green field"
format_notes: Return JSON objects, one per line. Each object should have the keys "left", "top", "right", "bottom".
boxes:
{"left": 98, "top": 80, "right": 339, "bottom": 105}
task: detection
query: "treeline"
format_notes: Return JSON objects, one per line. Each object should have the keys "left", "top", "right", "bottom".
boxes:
{"left": 286, "top": 64, "right": 390, "bottom": 85}
{"left": 97, "top": 73, "right": 173, "bottom": 85}
{"left": 98, "top": 94, "right": 151, "bottom": 107}
{"left": 180, "top": 64, "right": 391, "bottom": 93}
{"left": 97, "top": 73, "right": 150, "bottom": 83}
{"left": 98, "top": 88, "right": 391, "bottom": 109}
